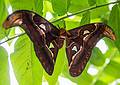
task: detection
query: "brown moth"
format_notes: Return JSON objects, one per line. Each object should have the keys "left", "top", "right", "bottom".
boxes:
{"left": 3, "top": 10, "right": 116, "bottom": 77}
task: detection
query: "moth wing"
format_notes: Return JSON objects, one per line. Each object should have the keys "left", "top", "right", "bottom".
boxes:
{"left": 3, "top": 10, "right": 63, "bottom": 75}
{"left": 32, "top": 12, "right": 64, "bottom": 75}
{"left": 66, "top": 23, "right": 115, "bottom": 77}
{"left": 66, "top": 31, "right": 91, "bottom": 77}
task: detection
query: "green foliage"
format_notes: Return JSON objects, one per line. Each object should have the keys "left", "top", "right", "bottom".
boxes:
{"left": 51, "top": 0, "right": 68, "bottom": 16}
{"left": 80, "top": 11, "right": 90, "bottom": 26}
{"left": 0, "top": 46, "right": 10, "bottom": 85}
{"left": 11, "top": 35, "right": 43, "bottom": 85}
{"left": 108, "top": 4, "right": 120, "bottom": 52}
{"left": 0, "top": 0, "right": 120, "bottom": 85}
{"left": 0, "top": 0, "right": 8, "bottom": 40}
{"left": 90, "top": 47, "right": 105, "bottom": 66}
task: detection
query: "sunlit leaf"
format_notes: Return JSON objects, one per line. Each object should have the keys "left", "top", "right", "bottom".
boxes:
{"left": 80, "top": 11, "right": 90, "bottom": 26}
{"left": 88, "top": 0, "right": 96, "bottom": 6}
{"left": 90, "top": 47, "right": 105, "bottom": 66}
{"left": 9, "top": 0, "right": 35, "bottom": 10}
{"left": 104, "top": 60, "right": 120, "bottom": 78}
{"left": 0, "top": 46, "right": 10, "bottom": 85}
{"left": 53, "top": 20, "right": 66, "bottom": 29}
{"left": 11, "top": 35, "right": 43, "bottom": 85}
{"left": 34, "top": 0, "right": 43, "bottom": 15}
{"left": 51, "top": 0, "right": 69, "bottom": 16}
{"left": 68, "top": 0, "right": 89, "bottom": 13}
{"left": 108, "top": 4, "right": 120, "bottom": 52}
{"left": 94, "top": 80, "right": 107, "bottom": 85}
{"left": 65, "top": 21, "right": 80, "bottom": 30}
{"left": 91, "top": 0, "right": 109, "bottom": 19}
{"left": 0, "top": 0, "right": 8, "bottom": 40}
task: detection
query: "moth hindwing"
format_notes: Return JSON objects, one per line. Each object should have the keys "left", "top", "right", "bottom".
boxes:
{"left": 66, "top": 23, "right": 116, "bottom": 77}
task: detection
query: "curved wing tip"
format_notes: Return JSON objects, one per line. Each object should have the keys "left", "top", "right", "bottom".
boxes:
{"left": 45, "top": 66, "right": 54, "bottom": 76}
{"left": 69, "top": 70, "right": 82, "bottom": 77}
{"left": 70, "top": 72, "right": 80, "bottom": 77}
{"left": 104, "top": 26, "right": 116, "bottom": 40}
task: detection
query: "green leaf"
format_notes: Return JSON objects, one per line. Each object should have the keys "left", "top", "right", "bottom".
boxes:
{"left": 77, "top": 71, "right": 93, "bottom": 85}
{"left": 80, "top": 11, "right": 90, "bottom": 26}
{"left": 68, "top": 0, "right": 89, "bottom": 13}
{"left": 91, "top": 0, "right": 109, "bottom": 19}
{"left": 99, "top": 73, "right": 116, "bottom": 84}
{"left": 0, "top": 46, "right": 10, "bottom": 85}
{"left": 11, "top": 35, "right": 43, "bottom": 85}
{"left": 94, "top": 80, "right": 107, "bottom": 85}
{"left": 104, "top": 38, "right": 116, "bottom": 49}
{"left": 43, "top": 1, "right": 53, "bottom": 14}
{"left": 53, "top": 20, "right": 66, "bottom": 28}
{"left": 0, "top": 0, "right": 8, "bottom": 40}
{"left": 51, "top": 0, "right": 68, "bottom": 16}
{"left": 108, "top": 4, "right": 120, "bottom": 52}
{"left": 104, "top": 60, "right": 120, "bottom": 78}
{"left": 65, "top": 21, "right": 80, "bottom": 30}
{"left": 34, "top": 0, "right": 43, "bottom": 15}
{"left": 90, "top": 47, "right": 105, "bottom": 66}
{"left": 101, "top": 48, "right": 119, "bottom": 81}
{"left": 88, "top": 0, "right": 96, "bottom": 6}
{"left": 9, "top": 0, "right": 35, "bottom": 10}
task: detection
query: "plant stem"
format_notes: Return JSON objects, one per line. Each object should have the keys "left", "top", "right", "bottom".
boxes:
{"left": 52, "top": 0, "right": 120, "bottom": 23}
{"left": 0, "top": 33, "right": 25, "bottom": 45}
{"left": 0, "top": 0, "right": 119, "bottom": 45}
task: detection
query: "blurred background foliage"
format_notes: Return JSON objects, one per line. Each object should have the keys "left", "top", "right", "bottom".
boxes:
{"left": 0, "top": 0, "right": 120, "bottom": 85}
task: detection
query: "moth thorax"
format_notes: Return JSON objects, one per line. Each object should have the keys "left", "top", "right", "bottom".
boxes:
{"left": 59, "top": 29, "right": 66, "bottom": 38}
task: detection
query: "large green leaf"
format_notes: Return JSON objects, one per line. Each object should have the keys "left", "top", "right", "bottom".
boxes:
{"left": 98, "top": 48, "right": 120, "bottom": 83}
{"left": 34, "top": 0, "right": 43, "bottom": 15}
{"left": 104, "top": 48, "right": 120, "bottom": 79}
{"left": 80, "top": 11, "right": 90, "bottom": 26}
{"left": 104, "top": 60, "right": 120, "bottom": 78}
{"left": 0, "top": 46, "right": 10, "bottom": 85}
{"left": 104, "top": 38, "right": 116, "bottom": 49}
{"left": 53, "top": 20, "right": 66, "bottom": 29}
{"left": 90, "top": 47, "right": 105, "bottom": 66}
{"left": 91, "top": 0, "right": 109, "bottom": 19}
{"left": 108, "top": 4, "right": 120, "bottom": 52}
{"left": 11, "top": 35, "right": 43, "bottom": 85}
{"left": 65, "top": 20, "right": 80, "bottom": 30}
{"left": 88, "top": 0, "right": 96, "bottom": 6}
{"left": 94, "top": 80, "right": 107, "bottom": 85}
{"left": 68, "top": 0, "right": 89, "bottom": 13}
{"left": 76, "top": 71, "right": 93, "bottom": 85}
{"left": 43, "top": 1, "right": 53, "bottom": 14}
{"left": 0, "top": 0, "right": 8, "bottom": 40}
{"left": 51, "top": 0, "right": 69, "bottom": 16}
{"left": 9, "top": 0, "right": 35, "bottom": 10}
